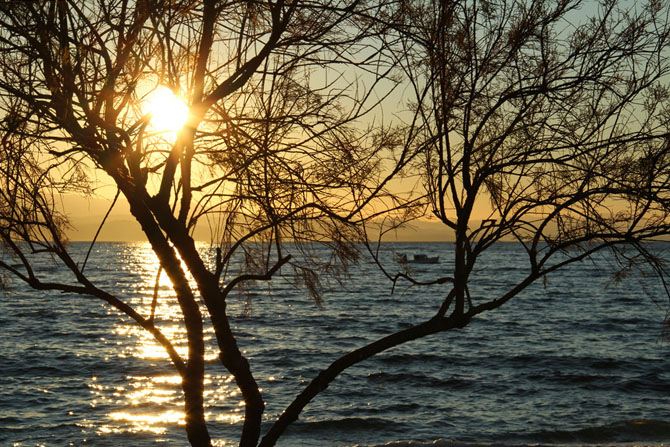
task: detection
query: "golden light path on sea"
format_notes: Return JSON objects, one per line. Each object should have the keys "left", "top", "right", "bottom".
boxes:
{"left": 84, "top": 243, "right": 244, "bottom": 441}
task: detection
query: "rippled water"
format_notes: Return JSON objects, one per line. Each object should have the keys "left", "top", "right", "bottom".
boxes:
{"left": 2, "top": 242, "right": 670, "bottom": 447}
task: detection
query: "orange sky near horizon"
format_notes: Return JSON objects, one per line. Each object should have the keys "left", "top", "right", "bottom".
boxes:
{"left": 61, "top": 193, "right": 457, "bottom": 243}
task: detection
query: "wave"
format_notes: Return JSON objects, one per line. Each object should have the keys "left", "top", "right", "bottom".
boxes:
{"left": 354, "top": 441, "right": 670, "bottom": 447}
{"left": 350, "top": 419, "right": 670, "bottom": 447}
{"left": 289, "top": 416, "right": 409, "bottom": 434}
{"left": 621, "top": 374, "right": 670, "bottom": 394}
{"left": 366, "top": 370, "right": 475, "bottom": 389}
{"left": 525, "top": 419, "right": 670, "bottom": 444}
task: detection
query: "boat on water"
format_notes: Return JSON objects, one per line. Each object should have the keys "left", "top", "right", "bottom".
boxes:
{"left": 396, "top": 253, "right": 439, "bottom": 264}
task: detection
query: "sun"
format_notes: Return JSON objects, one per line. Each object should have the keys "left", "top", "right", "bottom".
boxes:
{"left": 145, "top": 87, "right": 190, "bottom": 134}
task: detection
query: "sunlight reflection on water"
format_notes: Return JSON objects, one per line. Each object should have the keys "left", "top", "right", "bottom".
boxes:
{"left": 87, "top": 243, "right": 243, "bottom": 438}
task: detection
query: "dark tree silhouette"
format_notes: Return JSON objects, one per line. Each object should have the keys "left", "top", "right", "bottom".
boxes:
{"left": 260, "top": 0, "right": 670, "bottom": 443}
{"left": 376, "top": 0, "right": 670, "bottom": 315}
{"left": 0, "top": 1, "right": 413, "bottom": 446}
{"left": 329, "top": 0, "right": 670, "bottom": 415}
{"left": 2, "top": 0, "right": 670, "bottom": 446}
{"left": 247, "top": 1, "right": 670, "bottom": 446}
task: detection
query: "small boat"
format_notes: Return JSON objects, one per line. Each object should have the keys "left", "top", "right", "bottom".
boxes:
{"left": 396, "top": 253, "right": 439, "bottom": 264}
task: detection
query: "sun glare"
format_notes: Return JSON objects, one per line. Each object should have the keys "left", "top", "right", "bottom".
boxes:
{"left": 145, "top": 87, "right": 190, "bottom": 134}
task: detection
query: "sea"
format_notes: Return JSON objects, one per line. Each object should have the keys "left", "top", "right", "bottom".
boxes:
{"left": 2, "top": 241, "right": 670, "bottom": 447}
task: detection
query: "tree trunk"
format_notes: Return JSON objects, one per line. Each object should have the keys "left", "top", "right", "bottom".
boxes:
{"left": 155, "top": 223, "right": 266, "bottom": 447}
{"left": 118, "top": 188, "right": 213, "bottom": 446}
{"left": 183, "top": 372, "right": 212, "bottom": 447}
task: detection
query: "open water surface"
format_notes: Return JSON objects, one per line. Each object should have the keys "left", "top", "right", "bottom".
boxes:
{"left": 2, "top": 242, "right": 670, "bottom": 446}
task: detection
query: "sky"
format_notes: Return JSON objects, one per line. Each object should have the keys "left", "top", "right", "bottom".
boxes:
{"left": 54, "top": 0, "right": 618, "bottom": 244}
{"left": 62, "top": 194, "right": 456, "bottom": 242}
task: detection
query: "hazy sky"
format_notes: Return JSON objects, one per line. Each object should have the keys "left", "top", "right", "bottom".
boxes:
{"left": 62, "top": 194, "right": 456, "bottom": 242}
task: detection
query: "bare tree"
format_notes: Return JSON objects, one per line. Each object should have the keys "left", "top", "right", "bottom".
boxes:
{"left": 4, "top": 0, "right": 669, "bottom": 446}
{"left": 0, "top": 1, "right": 413, "bottom": 446}
{"left": 257, "top": 0, "right": 670, "bottom": 444}
{"left": 308, "top": 0, "right": 670, "bottom": 410}
{"left": 378, "top": 0, "right": 670, "bottom": 312}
